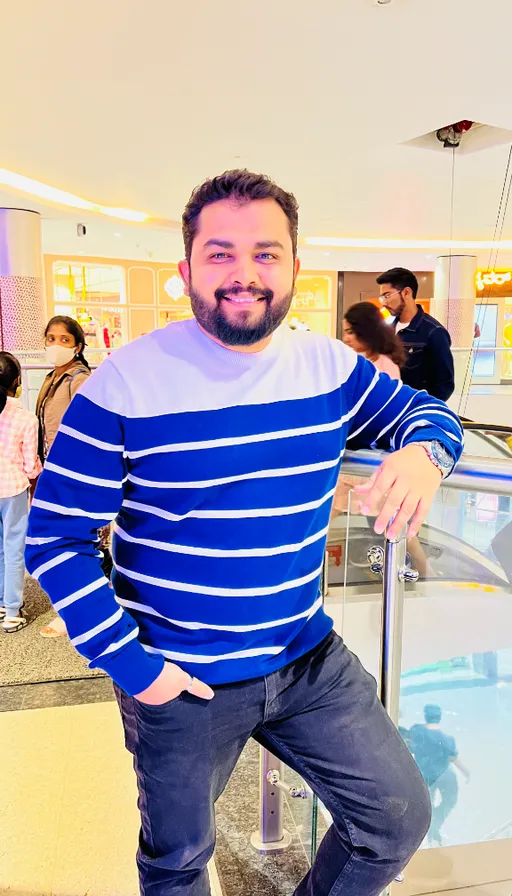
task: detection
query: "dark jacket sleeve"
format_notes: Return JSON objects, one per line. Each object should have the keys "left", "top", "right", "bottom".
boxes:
{"left": 425, "top": 327, "right": 455, "bottom": 401}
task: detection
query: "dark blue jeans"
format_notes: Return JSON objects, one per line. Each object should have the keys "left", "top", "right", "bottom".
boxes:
{"left": 115, "top": 632, "right": 430, "bottom": 895}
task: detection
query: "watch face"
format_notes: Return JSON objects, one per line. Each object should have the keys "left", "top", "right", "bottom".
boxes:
{"left": 432, "top": 442, "right": 453, "bottom": 469}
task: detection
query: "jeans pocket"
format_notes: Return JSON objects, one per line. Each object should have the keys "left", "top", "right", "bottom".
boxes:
{"left": 135, "top": 693, "right": 184, "bottom": 713}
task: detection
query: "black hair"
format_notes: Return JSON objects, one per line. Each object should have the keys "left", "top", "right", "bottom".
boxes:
{"left": 424, "top": 704, "right": 443, "bottom": 724}
{"left": 182, "top": 169, "right": 299, "bottom": 261}
{"left": 44, "top": 316, "right": 90, "bottom": 369}
{"left": 376, "top": 267, "right": 419, "bottom": 300}
{"left": 344, "top": 302, "right": 406, "bottom": 368}
{"left": 0, "top": 351, "right": 21, "bottom": 415}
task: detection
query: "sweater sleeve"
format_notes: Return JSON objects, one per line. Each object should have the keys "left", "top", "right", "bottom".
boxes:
{"left": 25, "top": 359, "right": 165, "bottom": 695}
{"left": 344, "top": 352, "right": 464, "bottom": 463}
{"left": 22, "top": 414, "right": 43, "bottom": 480}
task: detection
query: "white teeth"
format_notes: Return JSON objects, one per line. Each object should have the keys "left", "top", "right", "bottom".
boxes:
{"left": 226, "top": 297, "right": 258, "bottom": 304}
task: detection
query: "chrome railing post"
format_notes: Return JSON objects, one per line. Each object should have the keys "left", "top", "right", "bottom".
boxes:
{"left": 251, "top": 748, "right": 292, "bottom": 854}
{"left": 380, "top": 529, "right": 407, "bottom": 724}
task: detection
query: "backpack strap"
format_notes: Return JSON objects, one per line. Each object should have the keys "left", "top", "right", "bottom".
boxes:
{"left": 67, "top": 367, "right": 89, "bottom": 400}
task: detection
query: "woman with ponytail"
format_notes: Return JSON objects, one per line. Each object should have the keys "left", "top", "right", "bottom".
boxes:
{"left": 36, "top": 316, "right": 91, "bottom": 460}
{"left": 35, "top": 316, "right": 91, "bottom": 637}
{"left": 0, "top": 352, "right": 42, "bottom": 632}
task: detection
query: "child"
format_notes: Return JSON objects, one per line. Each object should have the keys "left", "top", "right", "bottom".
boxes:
{"left": 0, "top": 352, "right": 42, "bottom": 632}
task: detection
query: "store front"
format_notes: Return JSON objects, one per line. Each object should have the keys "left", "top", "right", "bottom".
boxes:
{"left": 44, "top": 256, "right": 338, "bottom": 347}
{"left": 474, "top": 270, "right": 512, "bottom": 383}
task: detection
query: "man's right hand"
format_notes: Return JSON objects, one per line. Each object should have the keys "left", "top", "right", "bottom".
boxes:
{"left": 135, "top": 662, "right": 215, "bottom": 706}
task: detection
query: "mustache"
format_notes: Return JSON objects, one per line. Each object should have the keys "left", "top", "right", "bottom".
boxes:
{"left": 214, "top": 285, "right": 274, "bottom": 303}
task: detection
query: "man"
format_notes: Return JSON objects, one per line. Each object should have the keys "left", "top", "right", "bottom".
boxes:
{"left": 377, "top": 267, "right": 455, "bottom": 400}
{"left": 408, "top": 705, "right": 470, "bottom": 847}
{"left": 27, "top": 170, "right": 464, "bottom": 896}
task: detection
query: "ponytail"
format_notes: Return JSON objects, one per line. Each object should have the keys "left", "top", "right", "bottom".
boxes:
{"left": 75, "top": 349, "right": 91, "bottom": 370}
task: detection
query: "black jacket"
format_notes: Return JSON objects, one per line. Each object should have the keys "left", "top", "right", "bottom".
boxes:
{"left": 395, "top": 305, "right": 455, "bottom": 401}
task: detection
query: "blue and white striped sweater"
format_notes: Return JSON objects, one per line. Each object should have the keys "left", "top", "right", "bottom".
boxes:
{"left": 26, "top": 320, "right": 464, "bottom": 695}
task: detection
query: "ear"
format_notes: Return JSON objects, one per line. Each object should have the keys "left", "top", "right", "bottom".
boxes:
{"left": 178, "top": 260, "right": 191, "bottom": 297}
{"left": 293, "top": 256, "right": 301, "bottom": 294}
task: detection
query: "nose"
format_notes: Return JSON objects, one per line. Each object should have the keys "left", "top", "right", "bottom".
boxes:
{"left": 229, "top": 255, "right": 261, "bottom": 288}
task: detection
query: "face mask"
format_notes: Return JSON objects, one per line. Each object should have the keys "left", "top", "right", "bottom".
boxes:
{"left": 15, "top": 385, "right": 22, "bottom": 399}
{"left": 45, "top": 345, "right": 77, "bottom": 368}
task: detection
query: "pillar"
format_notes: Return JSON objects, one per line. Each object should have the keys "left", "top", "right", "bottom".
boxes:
{"left": 0, "top": 208, "right": 46, "bottom": 351}
{"left": 433, "top": 255, "right": 477, "bottom": 395}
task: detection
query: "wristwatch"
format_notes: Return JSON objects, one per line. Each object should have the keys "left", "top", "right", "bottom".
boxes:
{"left": 412, "top": 440, "right": 455, "bottom": 479}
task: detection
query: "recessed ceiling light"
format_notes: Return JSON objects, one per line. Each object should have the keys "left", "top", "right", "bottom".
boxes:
{"left": 114, "top": 232, "right": 121, "bottom": 237}
{"left": 0, "top": 168, "right": 149, "bottom": 223}
{"left": 304, "top": 236, "right": 512, "bottom": 250}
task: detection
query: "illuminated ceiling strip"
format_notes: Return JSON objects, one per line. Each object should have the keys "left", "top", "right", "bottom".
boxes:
{"left": 0, "top": 169, "right": 149, "bottom": 223}
{"left": 304, "top": 237, "right": 512, "bottom": 250}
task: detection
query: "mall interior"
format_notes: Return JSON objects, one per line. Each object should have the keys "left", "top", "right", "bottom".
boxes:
{"left": 1, "top": 1, "right": 512, "bottom": 894}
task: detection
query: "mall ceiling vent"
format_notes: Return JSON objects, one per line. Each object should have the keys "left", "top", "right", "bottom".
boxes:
{"left": 403, "top": 121, "right": 512, "bottom": 155}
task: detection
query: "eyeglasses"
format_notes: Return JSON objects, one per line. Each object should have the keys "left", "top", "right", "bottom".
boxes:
{"left": 379, "top": 289, "right": 402, "bottom": 303}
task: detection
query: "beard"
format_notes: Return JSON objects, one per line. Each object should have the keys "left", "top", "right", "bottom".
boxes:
{"left": 189, "top": 280, "right": 295, "bottom": 347}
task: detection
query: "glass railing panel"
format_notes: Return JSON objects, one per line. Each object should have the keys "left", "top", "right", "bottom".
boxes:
{"left": 398, "top": 482, "right": 512, "bottom": 861}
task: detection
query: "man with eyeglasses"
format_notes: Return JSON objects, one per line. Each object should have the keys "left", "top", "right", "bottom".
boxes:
{"left": 377, "top": 267, "right": 455, "bottom": 401}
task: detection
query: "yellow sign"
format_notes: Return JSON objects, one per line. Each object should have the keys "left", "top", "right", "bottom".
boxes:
{"left": 476, "top": 270, "right": 512, "bottom": 291}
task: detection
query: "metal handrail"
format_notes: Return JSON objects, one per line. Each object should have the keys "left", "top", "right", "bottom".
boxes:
{"left": 342, "top": 450, "right": 512, "bottom": 497}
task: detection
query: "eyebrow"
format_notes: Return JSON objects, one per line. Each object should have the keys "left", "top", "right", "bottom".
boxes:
{"left": 202, "top": 239, "right": 285, "bottom": 251}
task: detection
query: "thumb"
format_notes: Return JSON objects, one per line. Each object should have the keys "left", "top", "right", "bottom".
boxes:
{"left": 354, "top": 472, "right": 377, "bottom": 494}
{"left": 187, "top": 676, "right": 215, "bottom": 701}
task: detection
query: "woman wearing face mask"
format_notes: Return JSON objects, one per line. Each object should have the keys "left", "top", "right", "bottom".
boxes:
{"left": 36, "top": 316, "right": 91, "bottom": 637}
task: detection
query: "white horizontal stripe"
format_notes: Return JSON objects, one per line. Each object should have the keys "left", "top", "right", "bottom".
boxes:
{"left": 45, "top": 461, "right": 124, "bottom": 489}
{"left": 122, "top": 487, "right": 336, "bottom": 523}
{"left": 375, "top": 393, "right": 419, "bottom": 445}
{"left": 142, "top": 643, "right": 283, "bottom": 664}
{"left": 96, "top": 627, "right": 139, "bottom": 659}
{"left": 72, "top": 607, "right": 124, "bottom": 647}
{"left": 127, "top": 454, "right": 343, "bottom": 490}
{"left": 114, "top": 560, "right": 324, "bottom": 598}
{"left": 54, "top": 577, "right": 107, "bottom": 612}
{"left": 113, "top": 522, "right": 329, "bottom": 558}
{"left": 116, "top": 594, "right": 323, "bottom": 633}
{"left": 343, "top": 369, "right": 380, "bottom": 424}
{"left": 126, "top": 418, "right": 343, "bottom": 458}
{"left": 25, "top": 535, "right": 62, "bottom": 545}
{"left": 32, "top": 498, "right": 118, "bottom": 521}
{"left": 398, "top": 420, "right": 461, "bottom": 448}
{"left": 31, "top": 551, "right": 77, "bottom": 581}
{"left": 59, "top": 424, "right": 124, "bottom": 453}
{"left": 395, "top": 408, "right": 463, "bottom": 441}
{"left": 347, "top": 380, "right": 403, "bottom": 442}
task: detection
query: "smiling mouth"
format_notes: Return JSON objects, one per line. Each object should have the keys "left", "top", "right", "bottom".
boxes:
{"left": 221, "top": 295, "right": 266, "bottom": 305}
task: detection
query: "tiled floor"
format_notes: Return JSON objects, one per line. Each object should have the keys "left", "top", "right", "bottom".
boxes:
{"left": 0, "top": 700, "right": 221, "bottom": 896}
{"left": 1, "top": 682, "right": 511, "bottom": 896}
{"left": 0, "top": 676, "right": 115, "bottom": 712}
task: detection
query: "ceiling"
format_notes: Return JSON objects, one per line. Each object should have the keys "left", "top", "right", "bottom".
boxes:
{"left": 3, "top": 0, "right": 512, "bottom": 272}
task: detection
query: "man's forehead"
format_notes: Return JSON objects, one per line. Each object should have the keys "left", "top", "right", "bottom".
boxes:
{"left": 196, "top": 198, "right": 291, "bottom": 239}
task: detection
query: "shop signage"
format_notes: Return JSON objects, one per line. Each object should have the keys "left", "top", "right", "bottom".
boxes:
{"left": 476, "top": 270, "right": 512, "bottom": 291}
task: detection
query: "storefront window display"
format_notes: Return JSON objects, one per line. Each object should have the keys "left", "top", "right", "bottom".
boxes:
{"left": 46, "top": 257, "right": 337, "bottom": 348}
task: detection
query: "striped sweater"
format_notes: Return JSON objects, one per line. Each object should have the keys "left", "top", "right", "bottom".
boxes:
{"left": 26, "top": 320, "right": 464, "bottom": 695}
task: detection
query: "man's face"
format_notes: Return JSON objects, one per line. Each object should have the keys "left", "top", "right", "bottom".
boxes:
{"left": 379, "top": 283, "right": 407, "bottom": 319}
{"left": 179, "top": 198, "right": 300, "bottom": 347}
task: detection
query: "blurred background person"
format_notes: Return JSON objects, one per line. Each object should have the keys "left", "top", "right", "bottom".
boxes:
{"left": 343, "top": 300, "right": 405, "bottom": 378}
{"left": 377, "top": 267, "right": 455, "bottom": 401}
{"left": 408, "top": 704, "right": 470, "bottom": 847}
{"left": 35, "top": 316, "right": 91, "bottom": 638}
{"left": 0, "top": 352, "right": 42, "bottom": 633}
